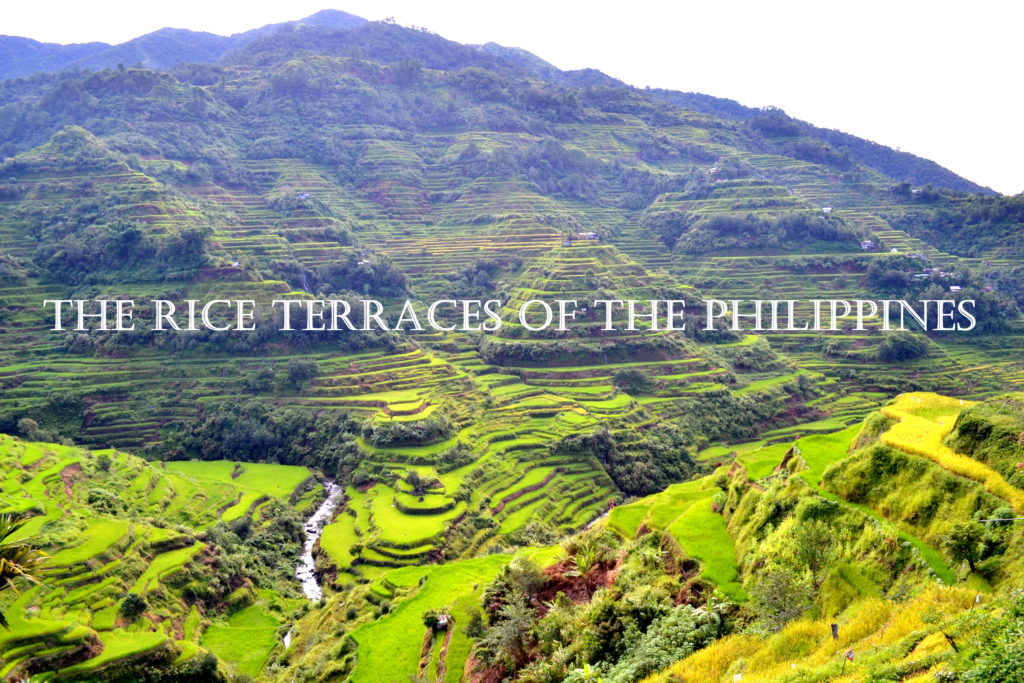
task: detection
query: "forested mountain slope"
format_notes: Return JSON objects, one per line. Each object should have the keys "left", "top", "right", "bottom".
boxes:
{"left": 0, "top": 10, "right": 1022, "bottom": 682}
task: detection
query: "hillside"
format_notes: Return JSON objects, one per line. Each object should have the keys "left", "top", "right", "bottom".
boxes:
{"left": 262, "top": 392, "right": 1024, "bottom": 681}
{"left": 0, "top": 433, "right": 318, "bottom": 680}
{"left": 0, "top": 10, "right": 368, "bottom": 80}
{"left": 0, "top": 9, "right": 1022, "bottom": 682}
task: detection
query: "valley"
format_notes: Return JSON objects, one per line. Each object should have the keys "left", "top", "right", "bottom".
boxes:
{"left": 0, "top": 8, "right": 1022, "bottom": 682}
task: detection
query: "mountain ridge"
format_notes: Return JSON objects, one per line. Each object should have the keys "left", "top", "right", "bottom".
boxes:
{"left": 0, "top": 9, "right": 1022, "bottom": 681}
{"left": 0, "top": 9, "right": 368, "bottom": 80}
{"left": 0, "top": 9, "right": 995, "bottom": 195}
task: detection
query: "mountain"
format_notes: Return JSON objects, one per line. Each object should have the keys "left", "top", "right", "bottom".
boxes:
{"left": 0, "top": 10, "right": 1022, "bottom": 682}
{"left": 0, "top": 9, "right": 367, "bottom": 80}
{"left": 650, "top": 88, "right": 996, "bottom": 195}
{"left": 0, "top": 35, "right": 109, "bottom": 77}
{"left": 0, "top": 10, "right": 995, "bottom": 195}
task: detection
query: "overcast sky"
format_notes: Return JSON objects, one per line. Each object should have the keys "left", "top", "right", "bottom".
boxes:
{"left": 6, "top": 1, "right": 1022, "bottom": 194}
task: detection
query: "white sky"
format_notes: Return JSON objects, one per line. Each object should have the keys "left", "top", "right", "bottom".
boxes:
{"left": 6, "top": 1, "right": 1022, "bottom": 194}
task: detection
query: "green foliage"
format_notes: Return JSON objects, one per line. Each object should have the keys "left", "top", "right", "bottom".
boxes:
{"left": 0, "top": 393, "right": 84, "bottom": 443}
{"left": 644, "top": 208, "right": 862, "bottom": 254}
{"left": 422, "top": 608, "right": 443, "bottom": 631}
{"left": 464, "top": 608, "right": 485, "bottom": 638}
{"left": 482, "top": 557, "right": 547, "bottom": 619}
{"left": 888, "top": 192, "right": 1024, "bottom": 258}
{"left": 0, "top": 511, "right": 49, "bottom": 629}
{"left": 156, "top": 400, "right": 362, "bottom": 480}
{"left": 286, "top": 357, "right": 319, "bottom": 389}
{"left": 478, "top": 591, "right": 535, "bottom": 668}
{"left": 600, "top": 605, "right": 722, "bottom": 683}
{"left": 96, "top": 452, "right": 112, "bottom": 472}
{"left": 557, "top": 425, "right": 696, "bottom": 496}
{"left": 35, "top": 218, "right": 209, "bottom": 285}
{"left": 361, "top": 413, "right": 454, "bottom": 447}
{"left": 677, "top": 386, "right": 790, "bottom": 442}
{"left": 273, "top": 252, "right": 408, "bottom": 298}
{"left": 0, "top": 8, "right": 1021, "bottom": 680}
{"left": 946, "top": 521, "right": 985, "bottom": 572}
{"left": 877, "top": 330, "right": 930, "bottom": 362}
{"left": 612, "top": 368, "right": 655, "bottom": 395}
{"left": 119, "top": 592, "right": 147, "bottom": 620}
{"left": 747, "top": 563, "right": 815, "bottom": 631}
{"left": 958, "top": 591, "right": 1024, "bottom": 681}
{"left": 175, "top": 502, "right": 305, "bottom": 608}
{"left": 946, "top": 393, "right": 1024, "bottom": 483}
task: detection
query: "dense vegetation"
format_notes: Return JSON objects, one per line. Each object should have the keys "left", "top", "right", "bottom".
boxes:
{"left": 0, "top": 7, "right": 1022, "bottom": 682}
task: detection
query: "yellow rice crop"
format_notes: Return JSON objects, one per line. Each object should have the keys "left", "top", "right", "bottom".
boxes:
{"left": 655, "top": 584, "right": 975, "bottom": 682}
{"left": 880, "top": 392, "right": 1024, "bottom": 513}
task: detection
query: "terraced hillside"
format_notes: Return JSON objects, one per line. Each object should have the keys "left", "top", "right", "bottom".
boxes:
{"left": 0, "top": 434, "right": 320, "bottom": 680}
{"left": 268, "top": 391, "right": 1024, "bottom": 682}
{"left": 0, "top": 10, "right": 1022, "bottom": 682}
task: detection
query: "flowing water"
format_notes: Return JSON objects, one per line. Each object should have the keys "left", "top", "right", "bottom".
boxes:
{"left": 296, "top": 480, "right": 344, "bottom": 602}
{"left": 287, "top": 480, "right": 344, "bottom": 648}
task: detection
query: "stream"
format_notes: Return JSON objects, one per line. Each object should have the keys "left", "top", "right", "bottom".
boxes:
{"left": 287, "top": 480, "right": 344, "bottom": 649}
{"left": 296, "top": 480, "right": 344, "bottom": 601}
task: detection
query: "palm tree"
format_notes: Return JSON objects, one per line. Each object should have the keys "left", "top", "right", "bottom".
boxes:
{"left": 0, "top": 512, "right": 49, "bottom": 629}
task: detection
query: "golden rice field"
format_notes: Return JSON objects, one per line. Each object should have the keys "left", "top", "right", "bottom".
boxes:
{"left": 880, "top": 392, "right": 1024, "bottom": 513}
{"left": 648, "top": 584, "right": 978, "bottom": 682}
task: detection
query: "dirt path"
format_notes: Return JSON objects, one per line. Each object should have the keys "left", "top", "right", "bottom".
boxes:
{"left": 60, "top": 463, "right": 81, "bottom": 500}
{"left": 435, "top": 616, "right": 455, "bottom": 681}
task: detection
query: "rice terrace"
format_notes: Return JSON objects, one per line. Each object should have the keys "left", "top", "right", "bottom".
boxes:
{"left": 1, "top": 6, "right": 1024, "bottom": 682}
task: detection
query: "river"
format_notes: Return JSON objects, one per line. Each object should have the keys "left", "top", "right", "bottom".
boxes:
{"left": 287, "top": 480, "right": 344, "bottom": 649}
{"left": 295, "top": 480, "right": 344, "bottom": 602}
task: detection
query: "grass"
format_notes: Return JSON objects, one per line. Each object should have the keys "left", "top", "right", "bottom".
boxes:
{"left": 164, "top": 460, "right": 311, "bottom": 500}
{"left": 655, "top": 584, "right": 976, "bottom": 682}
{"left": 349, "top": 547, "right": 558, "bottom": 682}
{"left": 606, "top": 479, "right": 746, "bottom": 600}
{"left": 349, "top": 555, "right": 510, "bottom": 682}
{"left": 880, "top": 393, "right": 1024, "bottom": 512}
{"left": 607, "top": 504, "right": 649, "bottom": 538}
{"left": 370, "top": 484, "right": 464, "bottom": 545}
{"left": 3, "top": 75, "right": 1022, "bottom": 682}
{"left": 201, "top": 604, "right": 282, "bottom": 678}
{"left": 131, "top": 542, "right": 204, "bottom": 594}
{"left": 498, "top": 496, "right": 549, "bottom": 534}
{"left": 48, "top": 519, "right": 129, "bottom": 565}
{"left": 796, "top": 424, "right": 863, "bottom": 486}
{"left": 738, "top": 443, "right": 792, "bottom": 480}
{"left": 58, "top": 630, "right": 168, "bottom": 674}
{"left": 789, "top": 418, "right": 956, "bottom": 584}
{"left": 320, "top": 514, "right": 359, "bottom": 568}
{"left": 668, "top": 500, "right": 747, "bottom": 601}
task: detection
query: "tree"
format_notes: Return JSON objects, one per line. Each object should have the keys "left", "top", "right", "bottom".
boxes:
{"left": 119, "top": 593, "right": 147, "bottom": 620}
{"left": 286, "top": 358, "right": 319, "bottom": 389}
{"left": 478, "top": 592, "right": 534, "bottom": 669}
{"left": 16, "top": 418, "right": 40, "bottom": 440}
{"left": 613, "top": 368, "right": 655, "bottom": 395}
{"left": 0, "top": 512, "right": 49, "bottom": 629}
{"left": 247, "top": 366, "right": 277, "bottom": 394}
{"left": 749, "top": 564, "right": 814, "bottom": 631}
{"left": 464, "top": 609, "right": 485, "bottom": 638}
{"left": 877, "top": 331, "right": 929, "bottom": 362}
{"left": 406, "top": 470, "right": 426, "bottom": 496}
{"left": 790, "top": 519, "right": 839, "bottom": 574}
{"left": 946, "top": 522, "right": 984, "bottom": 572}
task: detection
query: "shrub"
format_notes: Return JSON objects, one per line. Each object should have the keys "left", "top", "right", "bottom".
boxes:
{"left": 286, "top": 358, "right": 319, "bottom": 389}
{"left": 877, "top": 331, "right": 930, "bottom": 362}
{"left": 748, "top": 564, "right": 814, "bottom": 631}
{"left": 612, "top": 368, "right": 655, "bottom": 395}
{"left": 120, "top": 593, "right": 147, "bottom": 620}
